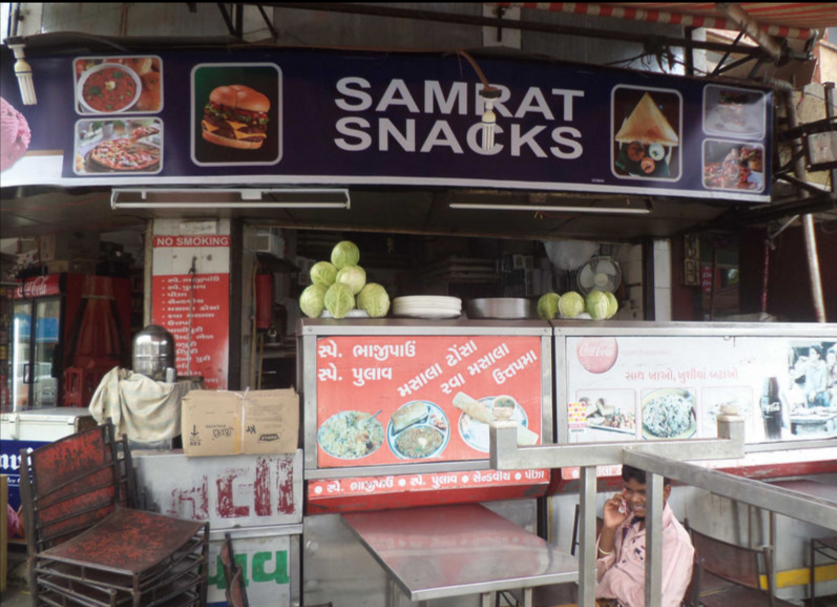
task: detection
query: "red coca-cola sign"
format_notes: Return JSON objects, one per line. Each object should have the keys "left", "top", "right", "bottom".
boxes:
{"left": 13, "top": 275, "right": 62, "bottom": 299}
{"left": 576, "top": 337, "right": 619, "bottom": 374}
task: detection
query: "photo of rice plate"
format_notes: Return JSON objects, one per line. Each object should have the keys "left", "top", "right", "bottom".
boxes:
{"left": 641, "top": 388, "right": 697, "bottom": 439}
{"left": 318, "top": 410, "right": 384, "bottom": 460}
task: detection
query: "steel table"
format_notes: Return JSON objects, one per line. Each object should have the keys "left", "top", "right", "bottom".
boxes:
{"left": 342, "top": 503, "right": 578, "bottom": 606}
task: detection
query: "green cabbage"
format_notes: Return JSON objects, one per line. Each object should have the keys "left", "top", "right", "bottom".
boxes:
{"left": 357, "top": 283, "right": 390, "bottom": 318}
{"left": 331, "top": 240, "right": 360, "bottom": 270}
{"left": 586, "top": 290, "right": 610, "bottom": 320}
{"left": 310, "top": 261, "right": 337, "bottom": 287}
{"left": 537, "top": 293, "right": 561, "bottom": 320}
{"left": 299, "top": 284, "right": 327, "bottom": 318}
{"left": 605, "top": 292, "right": 619, "bottom": 319}
{"left": 324, "top": 282, "right": 356, "bottom": 319}
{"left": 336, "top": 265, "right": 366, "bottom": 295}
{"left": 558, "top": 291, "right": 585, "bottom": 318}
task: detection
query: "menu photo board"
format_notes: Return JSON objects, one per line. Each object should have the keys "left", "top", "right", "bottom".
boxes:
{"left": 315, "top": 335, "right": 544, "bottom": 468}
{"left": 564, "top": 336, "right": 837, "bottom": 445}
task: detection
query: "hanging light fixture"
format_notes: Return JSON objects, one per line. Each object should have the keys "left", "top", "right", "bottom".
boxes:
{"left": 457, "top": 51, "right": 501, "bottom": 151}
{"left": 6, "top": 39, "right": 37, "bottom": 105}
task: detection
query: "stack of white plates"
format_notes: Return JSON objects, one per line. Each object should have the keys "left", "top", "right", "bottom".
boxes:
{"left": 392, "top": 296, "right": 462, "bottom": 319}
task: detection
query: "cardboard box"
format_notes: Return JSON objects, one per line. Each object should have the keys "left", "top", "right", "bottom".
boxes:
{"left": 45, "top": 259, "right": 98, "bottom": 275}
{"left": 40, "top": 233, "right": 100, "bottom": 262}
{"left": 181, "top": 389, "right": 299, "bottom": 457}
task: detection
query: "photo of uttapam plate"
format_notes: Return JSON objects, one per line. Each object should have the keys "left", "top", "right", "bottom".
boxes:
{"left": 641, "top": 388, "right": 697, "bottom": 440}
{"left": 318, "top": 410, "right": 384, "bottom": 460}
{"left": 387, "top": 401, "right": 450, "bottom": 459}
{"left": 457, "top": 395, "right": 529, "bottom": 453}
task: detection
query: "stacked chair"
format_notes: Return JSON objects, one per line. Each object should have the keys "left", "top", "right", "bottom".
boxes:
{"left": 19, "top": 422, "right": 209, "bottom": 607}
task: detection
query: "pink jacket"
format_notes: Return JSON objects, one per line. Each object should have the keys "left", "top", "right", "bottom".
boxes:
{"left": 595, "top": 503, "right": 694, "bottom": 607}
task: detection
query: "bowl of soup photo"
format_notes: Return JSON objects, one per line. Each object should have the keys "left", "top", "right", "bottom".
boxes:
{"left": 77, "top": 63, "right": 142, "bottom": 114}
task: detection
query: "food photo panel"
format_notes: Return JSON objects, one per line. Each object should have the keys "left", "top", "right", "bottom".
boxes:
{"left": 703, "top": 84, "right": 765, "bottom": 140}
{"left": 191, "top": 63, "right": 282, "bottom": 166}
{"left": 73, "top": 118, "right": 163, "bottom": 175}
{"left": 577, "top": 389, "right": 638, "bottom": 441}
{"left": 640, "top": 388, "right": 697, "bottom": 440}
{"left": 703, "top": 139, "right": 765, "bottom": 192}
{"left": 611, "top": 85, "right": 682, "bottom": 181}
{"left": 74, "top": 56, "right": 163, "bottom": 115}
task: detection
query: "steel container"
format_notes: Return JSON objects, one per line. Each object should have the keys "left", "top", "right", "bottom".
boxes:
{"left": 132, "top": 324, "right": 176, "bottom": 381}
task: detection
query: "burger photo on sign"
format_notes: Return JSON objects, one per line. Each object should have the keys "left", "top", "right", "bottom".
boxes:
{"left": 202, "top": 85, "right": 270, "bottom": 150}
{"left": 612, "top": 87, "right": 682, "bottom": 181}
{"left": 191, "top": 63, "right": 281, "bottom": 166}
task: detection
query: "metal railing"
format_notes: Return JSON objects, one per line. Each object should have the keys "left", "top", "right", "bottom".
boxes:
{"left": 489, "top": 416, "right": 837, "bottom": 607}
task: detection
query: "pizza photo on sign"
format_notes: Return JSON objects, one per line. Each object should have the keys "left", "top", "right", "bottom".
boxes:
{"left": 74, "top": 56, "right": 163, "bottom": 115}
{"left": 73, "top": 118, "right": 163, "bottom": 175}
{"left": 191, "top": 63, "right": 282, "bottom": 166}
{"left": 703, "top": 140, "right": 764, "bottom": 192}
{"left": 612, "top": 86, "right": 682, "bottom": 181}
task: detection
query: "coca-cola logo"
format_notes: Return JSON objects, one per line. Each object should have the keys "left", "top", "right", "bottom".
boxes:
{"left": 15, "top": 275, "right": 55, "bottom": 299}
{"left": 576, "top": 337, "right": 619, "bottom": 374}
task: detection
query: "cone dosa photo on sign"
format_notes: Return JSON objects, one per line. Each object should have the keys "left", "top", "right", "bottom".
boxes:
{"left": 612, "top": 87, "right": 682, "bottom": 180}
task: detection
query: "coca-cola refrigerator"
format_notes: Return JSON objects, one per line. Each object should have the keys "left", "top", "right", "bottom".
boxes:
{"left": 10, "top": 274, "right": 131, "bottom": 411}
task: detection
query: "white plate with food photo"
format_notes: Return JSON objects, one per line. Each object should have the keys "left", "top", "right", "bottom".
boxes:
{"left": 454, "top": 392, "right": 535, "bottom": 453}
{"left": 318, "top": 410, "right": 385, "bottom": 460}
{"left": 702, "top": 85, "right": 765, "bottom": 139}
{"left": 582, "top": 395, "right": 637, "bottom": 436}
{"left": 641, "top": 388, "right": 697, "bottom": 440}
{"left": 387, "top": 401, "right": 450, "bottom": 460}
{"left": 75, "top": 56, "right": 163, "bottom": 115}
{"left": 701, "top": 386, "right": 752, "bottom": 437}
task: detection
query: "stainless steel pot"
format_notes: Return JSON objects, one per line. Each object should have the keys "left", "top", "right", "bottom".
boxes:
{"left": 132, "top": 325, "right": 176, "bottom": 381}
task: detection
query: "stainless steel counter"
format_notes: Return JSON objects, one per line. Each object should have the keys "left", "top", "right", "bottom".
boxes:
{"left": 342, "top": 504, "right": 578, "bottom": 605}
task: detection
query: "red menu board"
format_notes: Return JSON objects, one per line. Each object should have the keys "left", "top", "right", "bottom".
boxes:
{"left": 151, "top": 235, "right": 230, "bottom": 389}
{"left": 316, "top": 335, "right": 543, "bottom": 468}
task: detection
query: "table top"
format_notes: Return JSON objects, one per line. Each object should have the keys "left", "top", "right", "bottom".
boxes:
{"left": 342, "top": 504, "right": 578, "bottom": 601}
{"left": 767, "top": 479, "right": 837, "bottom": 504}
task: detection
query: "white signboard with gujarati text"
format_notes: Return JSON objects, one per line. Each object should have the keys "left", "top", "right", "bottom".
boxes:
{"left": 563, "top": 336, "right": 837, "bottom": 445}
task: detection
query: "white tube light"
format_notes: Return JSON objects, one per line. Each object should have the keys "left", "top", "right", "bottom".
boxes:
{"left": 449, "top": 203, "right": 651, "bottom": 215}
{"left": 112, "top": 201, "right": 350, "bottom": 209}
{"left": 111, "top": 188, "right": 351, "bottom": 210}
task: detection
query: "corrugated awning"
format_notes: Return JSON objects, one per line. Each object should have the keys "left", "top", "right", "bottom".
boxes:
{"left": 496, "top": 3, "right": 837, "bottom": 40}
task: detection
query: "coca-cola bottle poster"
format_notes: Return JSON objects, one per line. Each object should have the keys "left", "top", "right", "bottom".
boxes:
{"left": 564, "top": 336, "right": 837, "bottom": 445}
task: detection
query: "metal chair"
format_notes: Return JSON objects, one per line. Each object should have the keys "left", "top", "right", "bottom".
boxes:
{"left": 687, "top": 525, "right": 795, "bottom": 607}
{"left": 19, "top": 422, "right": 209, "bottom": 607}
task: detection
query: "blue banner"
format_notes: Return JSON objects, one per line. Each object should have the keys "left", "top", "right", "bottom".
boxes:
{"left": 0, "top": 48, "right": 770, "bottom": 202}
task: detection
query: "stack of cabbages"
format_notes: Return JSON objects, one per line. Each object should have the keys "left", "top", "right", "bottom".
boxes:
{"left": 299, "top": 240, "right": 390, "bottom": 319}
{"left": 537, "top": 290, "right": 618, "bottom": 320}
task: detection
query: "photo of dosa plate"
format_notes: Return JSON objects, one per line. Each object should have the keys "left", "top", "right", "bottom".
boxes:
{"left": 458, "top": 396, "right": 528, "bottom": 453}
{"left": 641, "top": 388, "right": 697, "bottom": 440}
{"left": 387, "top": 401, "right": 450, "bottom": 460}
{"left": 318, "top": 410, "right": 384, "bottom": 460}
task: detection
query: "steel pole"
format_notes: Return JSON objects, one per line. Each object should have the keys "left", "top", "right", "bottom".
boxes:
{"left": 782, "top": 87, "right": 827, "bottom": 322}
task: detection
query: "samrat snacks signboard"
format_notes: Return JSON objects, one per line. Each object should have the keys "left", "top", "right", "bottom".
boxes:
{"left": 1, "top": 48, "right": 770, "bottom": 202}
{"left": 315, "top": 335, "right": 544, "bottom": 468}
{"left": 562, "top": 335, "right": 837, "bottom": 445}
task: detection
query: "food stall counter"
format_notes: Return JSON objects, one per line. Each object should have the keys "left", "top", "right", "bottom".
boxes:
{"left": 342, "top": 503, "right": 577, "bottom": 603}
